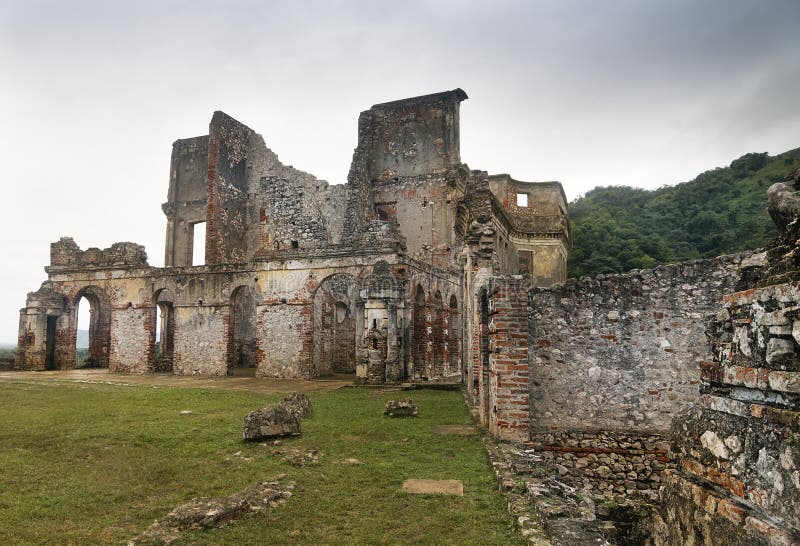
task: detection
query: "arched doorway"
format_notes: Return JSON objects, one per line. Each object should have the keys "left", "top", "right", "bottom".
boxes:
{"left": 448, "top": 295, "right": 460, "bottom": 376}
{"left": 228, "top": 286, "right": 257, "bottom": 376}
{"left": 412, "top": 285, "right": 427, "bottom": 379}
{"left": 73, "top": 286, "right": 111, "bottom": 369}
{"left": 433, "top": 290, "right": 444, "bottom": 377}
{"left": 312, "top": 273, "right": 358, "bottom": 377}
{"left": 479, "top": 288, "right": 491, "bottom": 424}
{"left": 153, "top": 289, "right": 175, "bottom": 373}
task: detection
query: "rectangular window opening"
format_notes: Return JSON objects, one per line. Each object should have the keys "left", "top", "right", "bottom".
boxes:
{"left": 192, "top": 222, "right": 206, "bottom": 266}
{"left": 516, "top": 193, "right": 528, "bottom": 207}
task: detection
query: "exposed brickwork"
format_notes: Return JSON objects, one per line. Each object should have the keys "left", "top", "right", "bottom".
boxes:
{"left": 485, "top": 276, "right": 530, "bottom": 442}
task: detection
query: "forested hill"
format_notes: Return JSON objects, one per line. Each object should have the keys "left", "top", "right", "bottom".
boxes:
{"left": 567, "top": 148, "right": 800, "bottom": 278}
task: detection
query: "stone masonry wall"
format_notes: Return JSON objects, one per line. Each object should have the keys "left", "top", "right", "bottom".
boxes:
{"left": 172, "top": 305, "right": 228, "bottom": 376}
{"left": 653, "top": 281, "right": 800, "bottom": 545}
{"left": 257, "top": 304, "right": 307, "bottom": 379}
{"left": 526, "top": 252, "right": 760, "bottom": 496}
{"left": 528, "top": 430, "right": 674, "bottom": 499}
{"left": 528, "top": 253, "right": 756, "bottom": 434}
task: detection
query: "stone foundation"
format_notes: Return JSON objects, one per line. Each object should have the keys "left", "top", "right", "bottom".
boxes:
{"left": 528, "top": 431, "right": 673, "bottom": 499}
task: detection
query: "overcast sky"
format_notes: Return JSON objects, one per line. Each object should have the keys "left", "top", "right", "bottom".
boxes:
{"left": 1, "top": 0, "right": 799, "bottom": 343}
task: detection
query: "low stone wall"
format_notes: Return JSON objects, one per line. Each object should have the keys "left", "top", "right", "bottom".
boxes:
{"left": 528, "top": 431, "right": 673, "bottom": 499}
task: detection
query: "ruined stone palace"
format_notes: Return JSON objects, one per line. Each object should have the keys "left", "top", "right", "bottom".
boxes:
{"left": 15, "top": 89, "right": 800, "bottom": 544}
{"left": 15, "top": 89, "right": 570, "bottom": 385}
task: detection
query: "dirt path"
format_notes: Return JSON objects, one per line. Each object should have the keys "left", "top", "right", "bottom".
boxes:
{"left": 0, "top": 368, "right": 352, "bottom": 394}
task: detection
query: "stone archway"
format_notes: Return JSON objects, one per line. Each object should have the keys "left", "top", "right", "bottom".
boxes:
{"left": 228, "top": 286, "right": 257, "bottom": 375}
{"left": 412, "top": 285, "right": 427, "bottom": 379}
{"left": 312, "top": 273, "right": 358, "bottom": 376}
{"left": 72, "top": 286, "right": 111, "bottom": 369}
{"left": 152, "top": 288, "right": 176, "bottom": 373}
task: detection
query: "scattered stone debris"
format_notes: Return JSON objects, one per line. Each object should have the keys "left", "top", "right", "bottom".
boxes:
{"left": 485, "top": 438, "right": 655, "bottom": 545}
{"left": 401, "top": 479, "right": 463, "bottom": 496}
{"left": 273, "top": 447, "right": 319, "bottom": 467}
{"left": 432, "top": 424, "right": 476, "bottom": 436}
{"left": 384, "top": 398, "right": 418, "bottom": 418}
{"left": 242, "top": 393, "right": 312, "bottom": 442}
{"left": 128, "top": 476, "right": 293, "bottom": 545}
{"left": 243, "top": 404, "right": 300, "bottom": 441}
{"left": 224, "top": 450, "right": 254, "bottom": 463}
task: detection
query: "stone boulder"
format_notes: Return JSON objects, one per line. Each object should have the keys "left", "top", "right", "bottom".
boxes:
{"left": 280, "top": 392, "right": 312, "bottom": 419}
{"left": 384, "top": 398, "right": 419, "bottom": 418}
{"left": 767, "top": 180, "right": 800, "bottom": 233}
{"left": 243, "top": 404, "right": 300, "bottom": 441}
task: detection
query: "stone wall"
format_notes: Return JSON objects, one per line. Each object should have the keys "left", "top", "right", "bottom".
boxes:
{"left": 528, "top": 253, "right": 757, "bottom": 434}
{"left": 524, "top": 252, "right": 760, "bottom": 495}
{"left": 50, "top": 238, "right": 148, "bottom": 269}
{"left": 528, "top": 430, "right": 673, "bottom": 499}
{"left": 163, "top": 136, "right": 208, "bottom": 267}
{"left": 653, "top": 281, "right": 800, "bottom": 545}
{"left": 361, "top": 89, "right": 466, "bottom": 180}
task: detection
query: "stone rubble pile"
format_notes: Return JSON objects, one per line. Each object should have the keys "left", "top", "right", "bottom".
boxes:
{"left": 242, "top": 392, "right": 312, "bottom": 441}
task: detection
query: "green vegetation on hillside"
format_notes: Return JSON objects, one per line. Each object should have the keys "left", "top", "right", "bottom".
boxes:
{"left": 568, "top": 148, "right": 800, "bottom": 278}
{"left": 0, "top": 381, "right": 520, "bottom": 545}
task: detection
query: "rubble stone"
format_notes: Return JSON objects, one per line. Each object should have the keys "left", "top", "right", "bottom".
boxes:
{"left": 384, "top": 398, "right": 419, "bottom": 418}
{"left": 280, "top": 392, "right": 312, "bottom": 419}
{"left": 242, "top": 405, "right": 300, "bottom": 441}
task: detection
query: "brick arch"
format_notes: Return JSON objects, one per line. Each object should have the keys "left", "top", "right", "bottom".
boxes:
{"left": 448, "top": 294, "right": 461, "bottom": 376}
{"left": 312, "top": 273, "right": 359, "bottom": 376}
{"left": 433, "top": 290, "right": 445, "bottom": 377}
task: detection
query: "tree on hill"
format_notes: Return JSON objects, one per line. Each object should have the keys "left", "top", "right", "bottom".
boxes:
{"left": 567, "top": 148, "right": 800, "bottom": 278}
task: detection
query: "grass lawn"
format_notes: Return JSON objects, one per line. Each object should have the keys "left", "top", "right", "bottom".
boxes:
{"left": 0, "top": 380, "right": 522, "bottom": 545}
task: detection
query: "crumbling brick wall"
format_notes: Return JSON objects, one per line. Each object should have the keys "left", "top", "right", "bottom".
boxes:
{"left": 485, "top": 276, "right": 531, "bottom": 442}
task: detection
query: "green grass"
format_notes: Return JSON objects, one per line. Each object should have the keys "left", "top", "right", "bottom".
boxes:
{"left": 0, "top": 382, "right": 521, "bottom": 545}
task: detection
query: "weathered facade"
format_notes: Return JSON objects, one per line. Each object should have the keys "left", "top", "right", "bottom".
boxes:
{"left": 15, "top": 89, "right": 570, "bottom": 384}
{"left": 473, "top": 169, "right": 800, "bottom": 544}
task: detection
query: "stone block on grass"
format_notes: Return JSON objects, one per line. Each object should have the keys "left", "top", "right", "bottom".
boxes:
{"left": 384, "top": 398, "right": 419, "bottom": 418}
{"left": 243, "top": 404, "right": 300, "bottom": 441}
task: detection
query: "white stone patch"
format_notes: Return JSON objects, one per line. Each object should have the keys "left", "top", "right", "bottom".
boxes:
{"left": 779, "top": 446, "right": 796, "bottom": 471}
{"left": 735, "top": 326, "right": 751, "bottom": 357}
{"left": 766, "top": 338, "right": 794, "bottom": 365}
{"left": 700, "top": 430, "right": 729, "bottom": 460}
{"left": 724, "top": 435, "right": 742, "bottom": 454}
